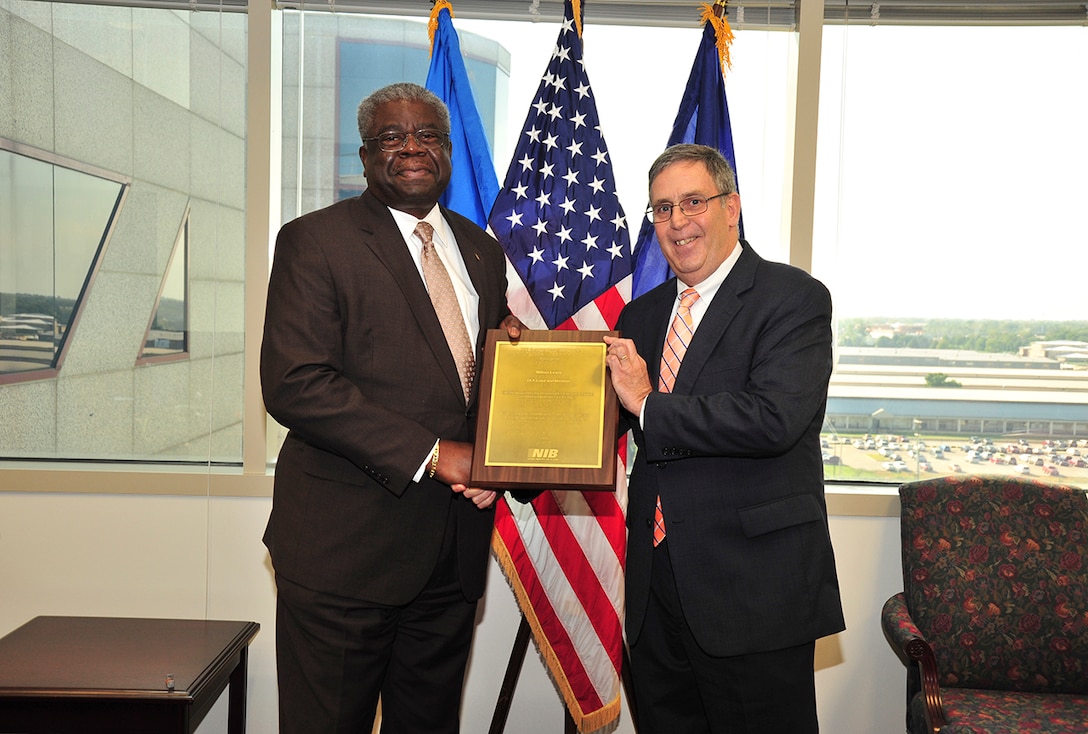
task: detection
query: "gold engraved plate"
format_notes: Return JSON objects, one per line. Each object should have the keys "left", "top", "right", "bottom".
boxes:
{"left": 471, "top": 329, "right": 619, "bottom": 491}
{"left": 484, "top": 341, "right": 605, "bottom": 469}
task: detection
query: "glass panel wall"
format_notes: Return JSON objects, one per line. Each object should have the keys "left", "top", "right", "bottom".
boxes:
{"left": 814, "top": 23, "right": 1088, "bottom": 487}
{"left": 0, "top": 1, "right": 246, "bottom": 463}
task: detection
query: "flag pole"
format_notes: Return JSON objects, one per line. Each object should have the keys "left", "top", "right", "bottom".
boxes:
{"left": 488, "top": 615, "right": 641, "bottom": 733}
{"left": 488, "top": 616, "right": 532, "bottom": 734}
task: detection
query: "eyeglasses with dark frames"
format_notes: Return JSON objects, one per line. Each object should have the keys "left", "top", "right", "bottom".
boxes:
{"left": 362, "top": 129, "right": 450, "bottom": 152}
{"left": 646, "top": 192, "right": 730, "bottom": 223}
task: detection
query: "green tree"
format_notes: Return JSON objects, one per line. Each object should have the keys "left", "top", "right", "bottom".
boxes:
{"left": 925, "top": 373, "right": 962, "bottom": 388}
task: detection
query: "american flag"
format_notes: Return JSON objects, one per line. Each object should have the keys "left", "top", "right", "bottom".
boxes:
{"left": 488, "top": 2, "right": 632, "bottom": 332}
{"left": 488, "top": 1, "right": 630, "bottom": 731}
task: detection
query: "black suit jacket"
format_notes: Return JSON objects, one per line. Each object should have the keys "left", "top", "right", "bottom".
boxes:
{"left": 619, "top": 243, "right": 845, "bottom": 657}
{"left": 261, "top": 191, "right": 510, "bottom": 605}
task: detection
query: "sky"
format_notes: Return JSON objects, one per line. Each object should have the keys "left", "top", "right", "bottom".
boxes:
{"left": 455, "top": 17, "right": 1088, "bottom": 324}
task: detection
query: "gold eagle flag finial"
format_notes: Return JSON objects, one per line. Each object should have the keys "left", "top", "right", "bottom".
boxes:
{"left": 699, "top": 0, "right": 735, "bottom": 76}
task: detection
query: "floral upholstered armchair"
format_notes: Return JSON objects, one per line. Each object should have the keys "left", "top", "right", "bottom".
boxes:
{"left": 882, "top": 475, "right": 1088, "bottom": 734}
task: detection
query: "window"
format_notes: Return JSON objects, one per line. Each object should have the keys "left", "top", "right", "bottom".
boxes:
{"left": 0, "top": 1, "right": 246, "bottom": 463}
{"left": 280, "top": 11, "right": 789, "bottom": 258}
{"left": 0, "top": 141, "right": 125, "bottom": 383}
{"left": 4, "top": 1, "right": 1083, "bottom": 490}
{"left": 137, "top": 207, "right": 189, "bottom": 364}
{"left": 274, "top": 10, "right": 791, "bottom": 460}
{"left": 814, "top": 23, "right": 1088, "bottom": 487}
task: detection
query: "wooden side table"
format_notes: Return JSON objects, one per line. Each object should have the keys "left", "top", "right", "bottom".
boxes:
{"left": 0, "top": 616, "right": 260, "bottom": 734}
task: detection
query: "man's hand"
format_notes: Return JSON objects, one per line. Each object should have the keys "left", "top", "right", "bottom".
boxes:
{"left": 500, "top": 314, "right": 526, "bottom": 341}
{"left": 604, "top": 335, "right": 653, "bottom": 415}
{"left": 452, "top": 484, "right": 498, "bottom": 509}
{"left": 434, "top": 440, "right": 473, "bottom": 486}
{"left": 435, "top": 441, "right": 497, "bottom": 509}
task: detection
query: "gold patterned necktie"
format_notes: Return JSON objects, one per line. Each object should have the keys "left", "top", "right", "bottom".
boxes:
{"left": 416, "top": 221, "right": 475, "bottom": 401}
{"left": 654, "top": 287, "right": 700, "bottom": 547}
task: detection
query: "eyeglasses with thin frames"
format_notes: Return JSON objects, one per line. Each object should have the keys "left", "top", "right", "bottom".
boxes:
{"left": 362, "top": 129, "right": 450, "bottom": 153}
{"left": 646, "top": 192, "right": 730, "bottom": 223}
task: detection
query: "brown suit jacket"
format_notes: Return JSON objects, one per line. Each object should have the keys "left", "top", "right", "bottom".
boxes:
{"left": 261, "top": 190, "right": 510, "bottom": 605}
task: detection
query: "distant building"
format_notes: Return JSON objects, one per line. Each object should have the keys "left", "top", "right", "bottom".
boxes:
{"left": 828, "top": 346, "right": 1088, "bottom": 438}
{"left": 866, "top": 323, "right": 925, "bottom": 340}
{"left": 0, "top": 314, "right": 56, "bottom": 340}
{"left": 836, "top": 346, "right": 1060, "bottom": 370}
{"left": 1020, "top": 340, "right": 1088, "bottom": 367}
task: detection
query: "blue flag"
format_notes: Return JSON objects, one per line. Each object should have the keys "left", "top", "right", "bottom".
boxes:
{"left": 424, "top": 3, "right": 499, "bottom": 229}
{"left": 488, "top": 1, "right": 632, "bottom": 329}
{"left": 632, "top": 19, "right": 744, "bottom": 299}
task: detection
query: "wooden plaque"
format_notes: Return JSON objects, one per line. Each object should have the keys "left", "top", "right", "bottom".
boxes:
{"left": 471, "top": 329, "right": 619, "bottom": 491}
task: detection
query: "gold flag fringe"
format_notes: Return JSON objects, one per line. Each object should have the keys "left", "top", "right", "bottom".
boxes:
{"left": 491, "top": 529, "right": 622, "bottom": 733}
{"left": 699, "top": 2, "right": 735, "bottom": 76}
{"left": 428, "top": 0, "right": 454, "bottom": 57}
{"left": 573, "top": 0, "right": 583, "bottom": 38}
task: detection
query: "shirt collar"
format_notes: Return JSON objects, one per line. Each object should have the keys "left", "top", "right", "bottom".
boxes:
{"left": 678, "top": 239, "right": 743, "bottom": 304}
{"left": 388, "top": 204, "right": 449, "bottom": 248}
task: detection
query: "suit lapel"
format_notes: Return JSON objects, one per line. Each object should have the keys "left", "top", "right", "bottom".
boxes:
{"left": 349, "top": 193, "right": 467, "bottom": 403}
{"left": 670, "top": 244, "right": 759, "bottom": 394}
{"left": 642, "top": 283, "right": 677, "bottom": 392}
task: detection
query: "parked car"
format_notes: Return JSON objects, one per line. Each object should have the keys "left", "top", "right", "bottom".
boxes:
{"left": 1043, "top": 466, "right": 1060, "bottom": 476}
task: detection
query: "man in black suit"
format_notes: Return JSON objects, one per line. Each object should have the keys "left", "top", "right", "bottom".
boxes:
{"left": 604, "top": 144, "right": 845, "bottom": 733}
{"left": 261, "top": 82, "right": 521, "bottom": 734}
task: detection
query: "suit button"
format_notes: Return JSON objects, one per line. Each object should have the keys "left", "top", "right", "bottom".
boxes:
{"left": 645, "top": 519, "right": 653, "bottom": 529}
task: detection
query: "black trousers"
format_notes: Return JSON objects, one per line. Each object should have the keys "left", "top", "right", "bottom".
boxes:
{"left": 274, "top": 512, "right": 477, "bottom": 734}
{"left": 629, "top": 540, "right": 819, "bottom": 734}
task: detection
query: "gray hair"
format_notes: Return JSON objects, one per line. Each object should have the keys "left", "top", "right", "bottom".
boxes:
{"left": 356, "top": 82, "right": 451, "bottom": 140}
{"left": 648, "top": 143, "right": 738, "bottom": 197}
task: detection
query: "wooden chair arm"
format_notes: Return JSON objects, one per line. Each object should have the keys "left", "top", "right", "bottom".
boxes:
{"left": 883, "top": 593, "right": 946, "bottom": 733}
{"left": 903, "top": 636, "right": 945, "bottom": 732}
{"left": 896, "top": 621, "right": 948, "bottom": 734}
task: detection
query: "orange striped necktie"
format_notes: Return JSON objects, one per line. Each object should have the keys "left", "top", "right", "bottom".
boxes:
{"left": 654, "top": 287, "right": 700, "bottom": 547}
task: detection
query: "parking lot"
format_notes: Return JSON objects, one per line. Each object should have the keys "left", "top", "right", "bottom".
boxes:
{"left": 821, "top": 434, "right": 1088, "bottom": 489}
